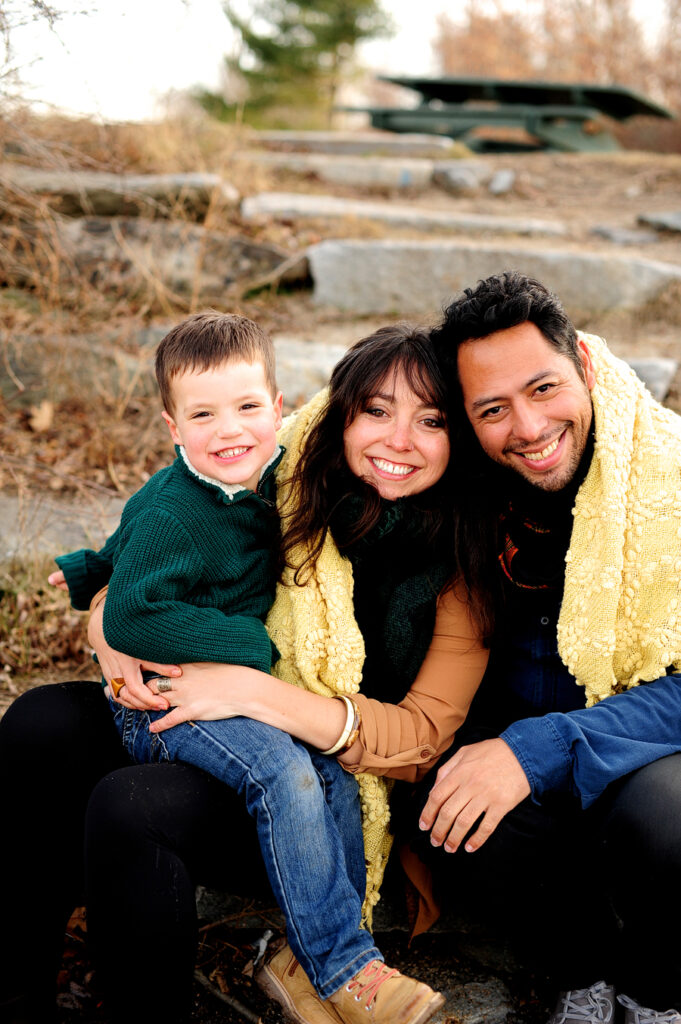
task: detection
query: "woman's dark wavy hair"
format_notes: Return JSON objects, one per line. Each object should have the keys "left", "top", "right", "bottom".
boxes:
{"left": 429, "top": 271, "right": 581, "bottom": 642}
{"left": 282, "top": 322, "right": 457, "bottom": 588}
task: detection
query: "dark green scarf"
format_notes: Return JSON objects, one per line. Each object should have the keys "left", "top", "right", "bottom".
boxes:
{"left": 331, "top": 495, "right": 452, "bottom": 703}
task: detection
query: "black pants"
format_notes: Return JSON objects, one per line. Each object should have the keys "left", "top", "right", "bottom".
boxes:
{"left": 0, "top": 682, "right": 268, "bottom": 1024}
{"left": 404, "top": 748, "right": 681, "bottom": 1011}
{"left": 2, "top": 683, "right": 681, "bottom": 1020}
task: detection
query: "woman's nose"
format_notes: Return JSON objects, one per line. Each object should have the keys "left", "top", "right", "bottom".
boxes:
{"left": 387, "top": 419, "right": 415, "bottom": 450}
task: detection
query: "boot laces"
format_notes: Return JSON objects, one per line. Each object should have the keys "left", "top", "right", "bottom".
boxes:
{"left": 346, "top": 961, "right": 399, "bottom": 1008}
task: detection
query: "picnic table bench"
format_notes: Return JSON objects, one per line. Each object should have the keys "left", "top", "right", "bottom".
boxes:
{"left": 343, "top": 76, "right": 675, "bottom": 152}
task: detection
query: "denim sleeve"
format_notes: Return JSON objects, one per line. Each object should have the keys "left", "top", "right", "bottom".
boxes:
{"left": 501, "top": 673, "right": 681, "bottom": 807}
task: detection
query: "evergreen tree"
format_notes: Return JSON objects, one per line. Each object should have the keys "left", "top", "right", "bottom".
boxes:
{"left": 198, "top": 0, "right": 392, "bottom": 125}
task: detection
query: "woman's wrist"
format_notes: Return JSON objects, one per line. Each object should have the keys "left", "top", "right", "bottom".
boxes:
{"left": 320, "top": 696, "right": 361, "bottom": 756}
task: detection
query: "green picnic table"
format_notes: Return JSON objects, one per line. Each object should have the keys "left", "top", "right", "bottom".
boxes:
{"left": 343, "top": 75, "right": 674, "bottom": 152}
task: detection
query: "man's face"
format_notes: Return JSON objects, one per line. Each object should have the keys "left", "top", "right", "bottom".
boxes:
{"left": 457, "top": 322, "right": 596, "bottom": 492}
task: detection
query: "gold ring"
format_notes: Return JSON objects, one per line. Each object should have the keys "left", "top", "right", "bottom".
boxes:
{"left": 156, "top": 677, "right": 173, "bottom": 694}
{"left": 110, "top": 677, "right": 125, "bottom": 699}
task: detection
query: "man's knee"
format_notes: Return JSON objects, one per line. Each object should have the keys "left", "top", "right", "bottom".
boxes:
{"left": 603, "top": 754, "right": 681, "bottom": 864}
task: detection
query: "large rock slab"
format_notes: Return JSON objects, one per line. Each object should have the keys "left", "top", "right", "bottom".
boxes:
{"left": 308, "top": 239, "right": 681, "bottom": 315}
{"left": 242, "top": 191, "right": 566, "bottom": 238}
{"left": 2, "top": 215, "right": 300, "bottom": 302}
{"left": 0, "top": 164, "right": 239, "bottom": 218}
{"left": 242, "top": 150, "right": 435, "bottom": 190}
{"left": 255, "top": 129, "right": 456, "bottom": 157}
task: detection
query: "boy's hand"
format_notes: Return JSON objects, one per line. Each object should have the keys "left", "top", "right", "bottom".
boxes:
{"left": 48, "top": 570, "right": 69, "bottom": 591}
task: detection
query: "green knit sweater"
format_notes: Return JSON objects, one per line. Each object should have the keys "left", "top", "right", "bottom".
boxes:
{"left": 56, "top": 447, "right": 282, "bottom": 671}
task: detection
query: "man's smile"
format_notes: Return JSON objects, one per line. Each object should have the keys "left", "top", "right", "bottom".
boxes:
{"left": 511, "top": 430, "right": 566, "bottom": 465}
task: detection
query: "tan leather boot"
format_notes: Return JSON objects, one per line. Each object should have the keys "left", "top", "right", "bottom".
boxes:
{"left": 328, "top": 959, "right": 445, "bottom": 1024}
{"left": 255, "top": 940, "right": 342, "bottom": 1024}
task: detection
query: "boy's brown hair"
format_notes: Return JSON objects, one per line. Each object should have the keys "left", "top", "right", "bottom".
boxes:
{"left": 155, "top": 312, "right": 277, "bottom": 414}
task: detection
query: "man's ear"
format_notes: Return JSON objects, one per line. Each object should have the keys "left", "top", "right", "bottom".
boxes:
{"left": 273, "top": 391, "right": 284, "bottom": 431}
{"left": 162, "top": 410, "right": 182, "bottom": 445}
{"left": 577, "top": 339, "right": 596, "bottom": 390}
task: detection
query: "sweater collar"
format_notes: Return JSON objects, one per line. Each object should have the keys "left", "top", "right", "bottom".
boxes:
{"left": 177, "top": 444, "right": 283, "bottom": 501}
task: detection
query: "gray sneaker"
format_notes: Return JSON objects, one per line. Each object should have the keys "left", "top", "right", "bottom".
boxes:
{"left": 618, "top": 995, "right": 681, "bottom": 1024}
{"left": 547, "top": 981, "right": 616, "bottom": 1024}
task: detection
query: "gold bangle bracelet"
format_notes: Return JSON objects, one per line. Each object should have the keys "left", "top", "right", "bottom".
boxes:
{"left": 320, "top": 696, "right": 355, "bottom": 756}
{"left": 335, "top": 701, "right": 361, "bottom": 755}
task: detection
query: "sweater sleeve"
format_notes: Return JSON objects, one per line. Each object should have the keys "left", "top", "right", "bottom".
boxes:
{"left": 501, "top": 672, "right": 681, "bottom": 807}
{"left": 55, "top": 526, "right": 120, "bottom": 611}
{"left": 102, "top": 510, "right": 275, "bottom": 671}
{"left": 345, "top": 583, "right": 488, "bottom": 781}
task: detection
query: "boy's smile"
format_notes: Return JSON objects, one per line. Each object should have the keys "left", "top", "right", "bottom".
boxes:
{"left": 162, "top": 360, "right": 283, "bottom": 492}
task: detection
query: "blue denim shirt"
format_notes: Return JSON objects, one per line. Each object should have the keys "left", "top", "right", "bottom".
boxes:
{"left": 478, "top": 588, "right": 681, "bottom": 807}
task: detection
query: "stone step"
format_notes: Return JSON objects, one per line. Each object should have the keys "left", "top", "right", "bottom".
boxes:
{"left": 241, "top": 150, "right": 436, "bottom": 190}
{"left": 308, "top": 238, "right": 681, "bottom": 315}
{"left": 254, "top": 129, "right": 457, "bottom": 157}
{"left": 242, "top": 191, "right": 567, "bottom": 238}
{"left": 0, "top": 165, "right": 239, "bottom": 218}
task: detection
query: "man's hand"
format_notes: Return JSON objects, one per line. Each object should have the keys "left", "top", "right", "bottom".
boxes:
{"left": 419, "top": 738, "right": 530, "bottom": 854}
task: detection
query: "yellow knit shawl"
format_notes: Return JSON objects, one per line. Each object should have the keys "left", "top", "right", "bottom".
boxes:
{"left": 265, "top": 389, "right": 393, "bottom": 927}
{"left": 558, "top": 333, "right": 681, "bottom": 705}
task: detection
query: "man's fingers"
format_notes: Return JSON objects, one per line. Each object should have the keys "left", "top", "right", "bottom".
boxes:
{"left": 462, "top": 807, "right": 504, "bottom": 853}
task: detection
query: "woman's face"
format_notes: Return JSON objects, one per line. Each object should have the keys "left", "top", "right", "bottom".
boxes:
{"left": 343, "top": 367, "right": 450, "bottom": 499}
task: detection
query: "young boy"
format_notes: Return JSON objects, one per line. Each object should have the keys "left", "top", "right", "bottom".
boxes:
{"left": 50, "top": 311, "right": 284, "bottom": 676}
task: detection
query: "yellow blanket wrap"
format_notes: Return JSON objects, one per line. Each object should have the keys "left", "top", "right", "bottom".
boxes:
{"left": 265, "top": 389, "right": 393, "bottom": 927}
{"left": 559, "top": 333, "right": 681, "bottom": 705}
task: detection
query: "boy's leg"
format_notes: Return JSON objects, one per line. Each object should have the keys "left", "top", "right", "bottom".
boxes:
{"left": 154, "top": 714, "right": 379, "bottom": 999}
{"left": 308, "top": 749, "right": 368, "bottom": 904}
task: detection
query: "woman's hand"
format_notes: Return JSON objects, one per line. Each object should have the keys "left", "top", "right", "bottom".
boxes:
{"left": 146, "top": 663, "right": 250, "bottom": 732}
{"left": 88, "top": 600, "right": 181, "bottom": 711}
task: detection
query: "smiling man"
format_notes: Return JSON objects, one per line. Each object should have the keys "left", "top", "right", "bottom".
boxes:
{"left": 418, "top": 272, "right": 681, "bottom": 1024}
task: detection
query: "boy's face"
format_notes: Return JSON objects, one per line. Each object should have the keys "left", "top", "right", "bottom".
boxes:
{"left": 162, "top": 360, "right": 283, "bottom": 492}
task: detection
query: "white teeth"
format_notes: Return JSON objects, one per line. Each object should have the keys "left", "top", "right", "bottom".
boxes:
{"left": 371, "top": 457, "right": 414, "bottom": 476}
{"left": 522, "top": 436, "right": 561, "bottom": 462}
{"left": 215, "top": 446, "right": 249, "bottom": 458}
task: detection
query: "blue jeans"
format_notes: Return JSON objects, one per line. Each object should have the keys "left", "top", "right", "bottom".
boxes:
{"left": 111, "top": 703, "right": 379, "bottom": 997}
